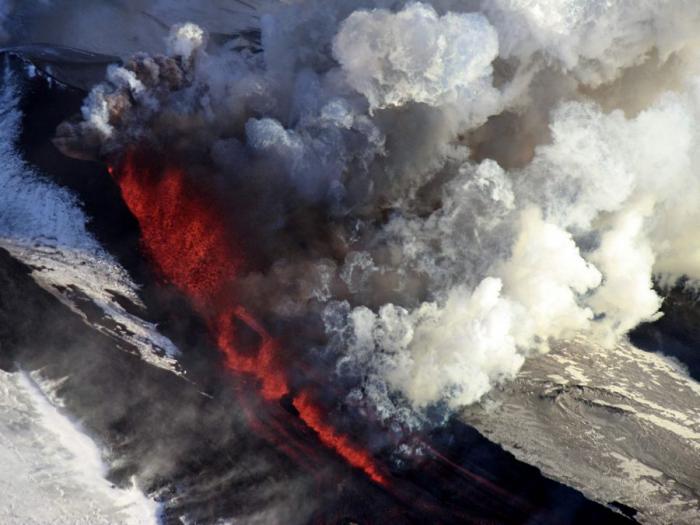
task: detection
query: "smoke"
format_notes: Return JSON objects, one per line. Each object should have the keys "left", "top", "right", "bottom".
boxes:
{"left": 482, "top": 0, "right": 700, "bottom": 86}
{"left": 55, "top": 0, "right": 700, "bottom": 433}
{"left": 333, "top": 3, "right": 499, "bottom": 112}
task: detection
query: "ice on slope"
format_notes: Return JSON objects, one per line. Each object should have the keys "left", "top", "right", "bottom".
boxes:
{"left": 0, "top": 369, "right": 160, "bottom": 525}
{"left": 0, "top": 60, "right": 180, "bottom": 373}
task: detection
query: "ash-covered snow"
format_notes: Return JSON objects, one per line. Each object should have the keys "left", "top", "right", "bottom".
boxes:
{"left": 462, "top": 338, "right": 700, "bottom": 524}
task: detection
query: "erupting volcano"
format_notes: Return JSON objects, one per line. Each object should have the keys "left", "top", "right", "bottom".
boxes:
{"left": 3, "top": 0, "right": 700, "bottom": 522}
{"left": 111, "top": 149, "right": 388, "bottom": 487}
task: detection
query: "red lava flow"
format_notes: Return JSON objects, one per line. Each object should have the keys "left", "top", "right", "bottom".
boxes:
{"left": 109, "top": 149, "right": 388, "bottom": 486}
{"left": 293, "top": 391, "right": 387, "bottom": 485}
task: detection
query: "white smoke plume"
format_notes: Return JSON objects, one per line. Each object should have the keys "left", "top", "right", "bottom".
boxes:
{"left": 56, "top": 1, "right": 700, "bottom": 429}
{"left": 333, "top": 3, "right": 499, "bottom": 112}
{"left": 483, "top": 0, "right": 700, "bottom": 86}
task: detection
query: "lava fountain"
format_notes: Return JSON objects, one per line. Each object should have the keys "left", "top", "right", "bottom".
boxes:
{"left": 109, "top": 148, "right": 388, "bottom": 486}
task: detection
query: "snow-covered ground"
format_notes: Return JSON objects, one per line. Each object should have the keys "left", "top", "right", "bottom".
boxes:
{"left": 0, "top": 369, "right": 160, "bottom": 524}
{"left": 0, "top": 61, "right": 180, "bottom": 374}
{"left": 462, "top": 337, "right": 700, "bottom": 524}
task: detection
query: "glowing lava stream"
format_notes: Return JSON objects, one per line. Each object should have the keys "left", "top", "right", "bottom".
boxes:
{"left": 110, "top": 150, "right": 387, "bottom": 486}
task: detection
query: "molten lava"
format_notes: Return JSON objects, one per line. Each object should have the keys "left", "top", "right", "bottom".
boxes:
{"left": 110, "top": 150, "right": 387, "bottom": 486}
{"left": 294, "top": 391, "right": 386, "bottom": 485}
{"left": 112, "top": 159, "right": 240, "bottom": 308}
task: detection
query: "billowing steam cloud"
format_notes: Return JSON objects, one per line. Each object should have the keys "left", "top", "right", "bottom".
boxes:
{"left": 333, "top": 3, "right": 499, "bottom": 112}
{"left": 56, "top": 1, "right": 700, "bottom": 430}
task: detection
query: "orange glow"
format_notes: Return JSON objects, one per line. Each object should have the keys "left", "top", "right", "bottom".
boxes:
{"left": 294, "top": 391, "right": 388, "bottom": 485}
{"left": 110, "top": 149, "right": 387, "bottom": 486}
{"left": 215, "top": 305, "right": 290, "bottom": 400}
{"left": 116, "top": 150, "right": 241, "bottom": 307}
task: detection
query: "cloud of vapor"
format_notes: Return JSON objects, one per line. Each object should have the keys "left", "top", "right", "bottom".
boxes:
{"left": 483, "top": 0, "right": 700, "bottom": 86}
{"left": 55, "top": 0, "right": 700, "bottom": 431}
{"left": 333, "top": 3, "right": 499, "bottom": 112}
